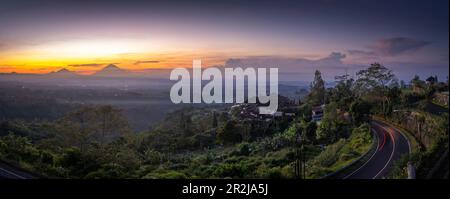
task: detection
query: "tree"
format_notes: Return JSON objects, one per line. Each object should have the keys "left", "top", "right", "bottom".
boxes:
{"left": 303, "top": 121, "right": 317, "bottom": 144}
{"left": 298, "top": 104, "right": 312, "bottom": 122}
{"left": 56, "top": 107, "right": 97, "bottom": 150}
{"left": 315, "top": 122, "right": 333, "bottom": 143}
{"left": 184, "top": 114, "right": 193, "bottom": 136}
{"left": 113, "top": 147, "right": 141, "bottom": 170}
{"left": 96, "top": 105, "right": 131, "bottom": 143}
{"left": 355, "top": 63, "right": 396, "bottom": 93}
{"left": 0, "top": 133, "right": 39, "bottom": 163}
{"left": 59, "top": 147, "right": 83, "bottom": 168}
{"left": 307, "top": 70, "right": 326, "bottom": 105}
{"left": 426, "top": 76, "right": 437, "bottom": 85}
{"left": 411, "top": 75, "right": 425, "bottom": 92}
{"left": 56, "top": 105, "right": 131, "bottom": 150}
{"left": 314, "top": 102, "right": 346, "bottom": 144}
{"left": 212, "top": 111, "right": 218, "bottom": 128}
{"left": 386, "top": 86, "right": 401, "bottom": 115}
{"left": 179, "top": 111, "right": 193, "bottom": 136}
{"left": 355, "top": 63, "right": 397, "bottom": 117}
{"left": 329, "top": 74, "right": 354, "bottom": 110}
{"left": 216, "top": 121, "right": 242, "bottom": 145}
{"left": 349, "top": 99, "right": 372, "bottom": 125}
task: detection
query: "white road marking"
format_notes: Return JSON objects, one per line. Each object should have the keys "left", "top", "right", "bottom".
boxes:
{"left": 0, "top": 166, "right": 27, "bottom": 179}
{"left": 387, "top": 124, "right": 412, "bottom": 153}
{"left": 343, "top": 128, "right": 380, "bottom": 179}
{"left": 372, "top": 122, "right": 396, "bottom": 179}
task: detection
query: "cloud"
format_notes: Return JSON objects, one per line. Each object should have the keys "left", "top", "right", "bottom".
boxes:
{"left": 315, "top": 52, "right": 346, "bottom": 66}
{"left": 225, "top": 52, "right": 346, "bottom": 68}
{"left": 369, "top": 37, "right": 430, "bottom": 56}
{"left": 223, "top": 52, "right": 348, "bottom": 81}
{"left": 348, "top": 50, "right": 376, "bottom": 57}
{"left": 0, "top": 66, "right": 17, "bottom": 70}
{"left": 347, "top": 37, "right": 431, "bottom": 65}
{"left": 134, "top": 60, "right": 160, "bottom": 65}
{"left": 0, "top": 42, "right": 10, "bottom": 51}
{"left": 68, "top": 63, "right": 119, "bottom": 67}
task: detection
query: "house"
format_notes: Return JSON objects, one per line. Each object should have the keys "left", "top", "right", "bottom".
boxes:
{"left": 434, "top": 92, "right": 449, "bottom": 106}
{"left": 272, "top": 112, "right": 283, "bottom": 117}
{"left": 312, "top": 105, "right": 325, "bottom": 122}
{"left": 285, "top": 113, "right": 296, "bottom": 117}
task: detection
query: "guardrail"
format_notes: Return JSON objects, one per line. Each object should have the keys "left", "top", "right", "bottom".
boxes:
{"left": 321, "top": 127, "right": 379, "bottom": 179}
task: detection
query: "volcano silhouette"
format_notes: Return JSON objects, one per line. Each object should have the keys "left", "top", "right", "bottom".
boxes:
{"left": 93, "top": 64, "right": 127, "bottom": 77}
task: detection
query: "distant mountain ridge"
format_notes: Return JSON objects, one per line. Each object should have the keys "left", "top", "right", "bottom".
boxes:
{"left": 47, "top": 68, "right": 79, "bottom": 78}
{"left": 93, "top": 64, "right": 128, "bottom": 77}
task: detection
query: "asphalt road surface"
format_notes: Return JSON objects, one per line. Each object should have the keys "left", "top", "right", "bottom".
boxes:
{"left": 344, "top": 120, "right": 411, "bottom": 179}
{"left": 0, "top": 161, "right": 36, "bottom": 179}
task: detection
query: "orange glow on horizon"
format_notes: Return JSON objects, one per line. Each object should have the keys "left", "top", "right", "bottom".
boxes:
{"left": 0, "top": 39, "right": 232, "bottom": 74}
{"left": 0, "top": 53, "right": 228, "bottom": 74}
{"left": 0, "top": 38, "right": 228, "bottom": 74}
{"left": 0, "top": 38, "right": 308, "bottom": 74}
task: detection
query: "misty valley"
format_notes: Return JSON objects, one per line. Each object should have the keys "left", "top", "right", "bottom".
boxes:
{"left": 0, "top": 72, "right": 307, "bottom": 131}
{"left": 0, "top": 76, "right": 176, "bottom": 131}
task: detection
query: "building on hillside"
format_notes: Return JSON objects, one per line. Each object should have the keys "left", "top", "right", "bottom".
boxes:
{"left": 312, "top": 105, "right": 324, "bottom": 122}
{"left": 434, "top": 92, "right": 449, "bottom": 106}
{"left": 272, "top": 112, "right": 283, "bottom": 118}
{"left": 285, "top": 113, "right": 296, "bottom": 117}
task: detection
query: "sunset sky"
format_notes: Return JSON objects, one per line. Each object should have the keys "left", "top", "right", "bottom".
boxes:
{"left": 0, "top": 0, "right": 448, "bottom": 80}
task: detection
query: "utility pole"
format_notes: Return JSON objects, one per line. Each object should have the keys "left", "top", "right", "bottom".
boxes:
{"left": 407, "top": 162, "right": 416, "bottom": 179}
{"left": 295, "top": 145, "right": 301, "bottom": 178}
{"left": 294, "top": 132, "right": 305, "bottom": 179}
{"left": 302, "top": 143, "right": 306, "bottom": 179}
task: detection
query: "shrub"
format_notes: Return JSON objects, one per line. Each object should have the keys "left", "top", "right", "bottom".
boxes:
{"left": 214, "top": 162, "right": 250, "bottom": 178}
{"left": 143, "top": 170, "right": 187, "bottom": 179}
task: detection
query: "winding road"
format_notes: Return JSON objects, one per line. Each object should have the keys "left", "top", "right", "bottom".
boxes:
{"left": 0, "top": 120, "right": 412, "bottom": 179}
{"left": 343, "top": 120, "right": 411, "bottom": 179}
{"left": 0, "top": 161, "right": 36, "bottom": 179}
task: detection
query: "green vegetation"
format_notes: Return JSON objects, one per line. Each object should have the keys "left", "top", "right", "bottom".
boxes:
{"left": 386, "top": 111, "right": 448, "bottom": 179}
{"left": 306, "top": 124, "right": 372, "bottom": 178}
{"left": 0, "top": 63, "right": 447, "bottom": 179}
{"left": 380, "top": 74, "right": 449, "bottom": 179}
{"left": 307, "top": 70, "right": 326, "bottom": 106}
